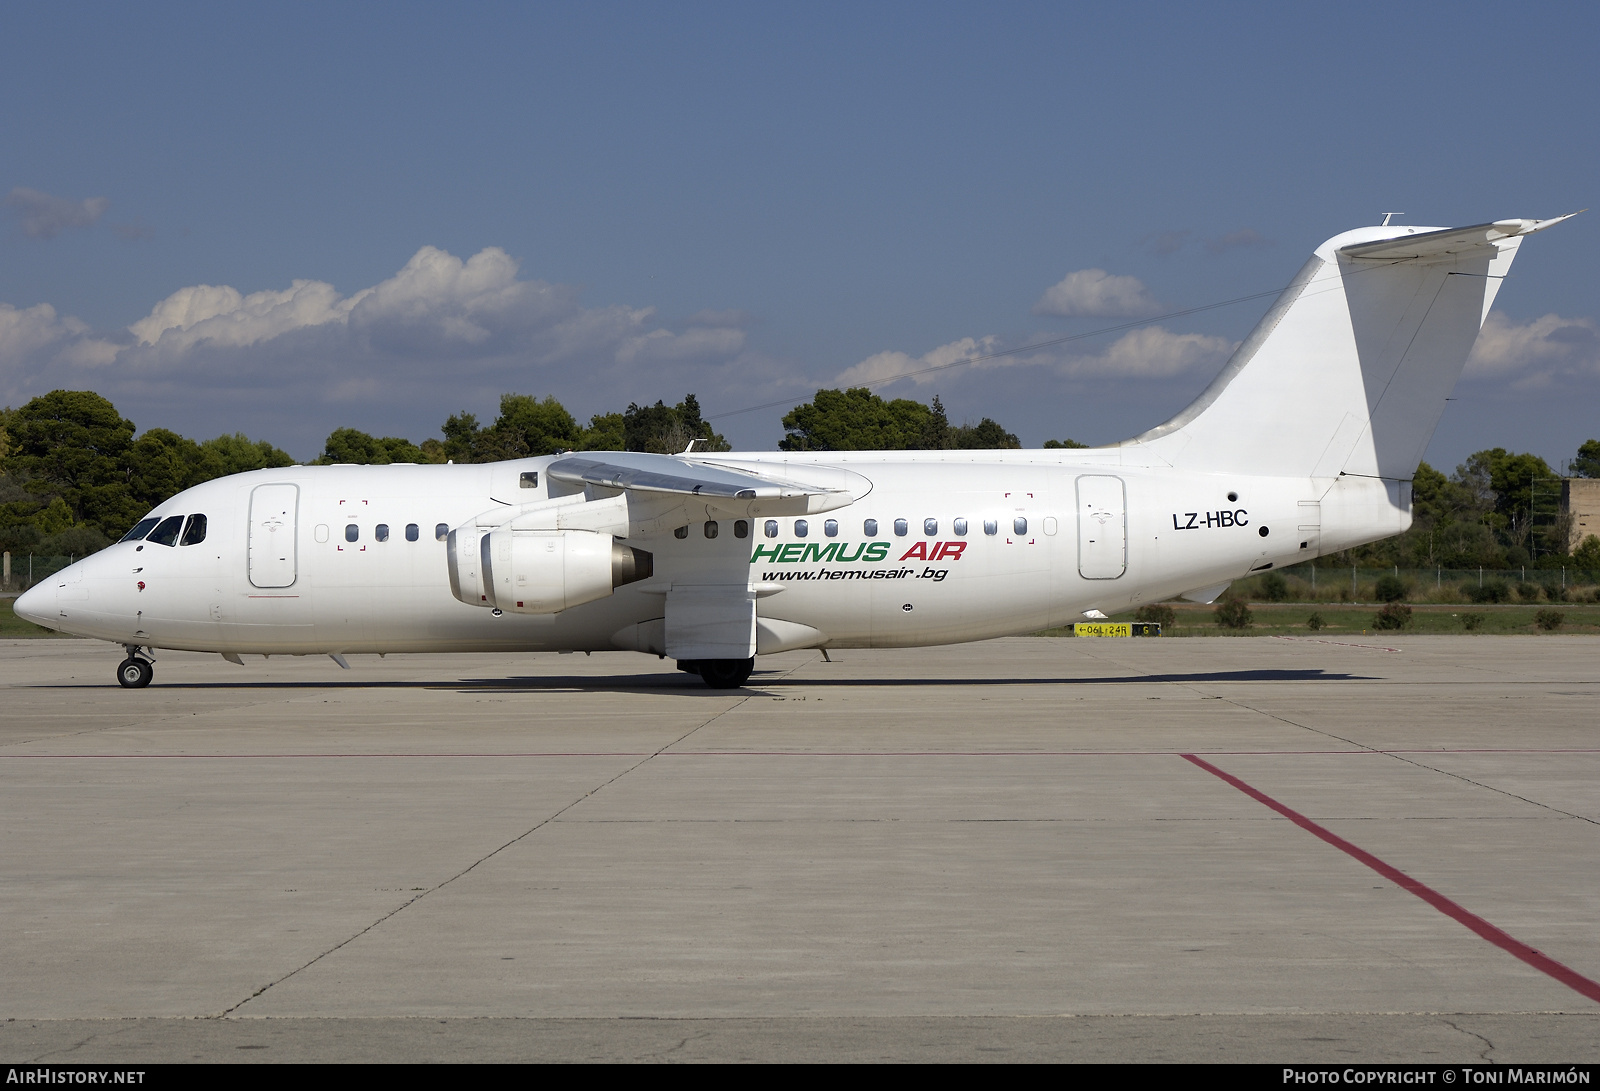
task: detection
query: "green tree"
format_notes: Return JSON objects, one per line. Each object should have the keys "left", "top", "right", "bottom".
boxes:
{"left": 6, "top": 390, "right": 139, "bottom": 537}
{"left": 1574, "top": 535, "right": 1600, "bottom": 570}
{"left": 622, "top": 394, "right": 729, "bottom": 453}
{"left": 1043, "top": 438, "right": 1089, "bottom": 449}
{"left": 440, "top": 411, "right": 482, "bottom": 462}
{"left": 948, "top": 417, "right": 1021, "bottom": 449}
{"left": 197, "top": 433, "right": 296, "bottom": 476}
{"left": 780, "top": 388, "right": 941, "bottom": 451}
{"left": 318, "top": 428, "right": 424, "bottom": 465}
{"left": 1571, "top": 439, "right": 1600, "bottom": 478}
{"left": 127, "top": 428, "right": 209, "bottom": 509}
{"left": 580, "top": 412, "right": 626, "bottom": 451}
{"left": 484, "top": 394, "right": 585, "bottom": 458}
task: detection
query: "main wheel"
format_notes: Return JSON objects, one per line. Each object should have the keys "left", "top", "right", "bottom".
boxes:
{"left": 697, "top": 658, "right": 754, "bottom": 689}
{"left": 116, "top": 658, "right": 153, "bottom": 689}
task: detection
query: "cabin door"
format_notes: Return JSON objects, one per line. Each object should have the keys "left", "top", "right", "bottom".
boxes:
{"left": 1076, "top": 475, "right": 1126, "bottom": 579}
{"left": 249, "top": 484, "right": 299, "bottom": 588}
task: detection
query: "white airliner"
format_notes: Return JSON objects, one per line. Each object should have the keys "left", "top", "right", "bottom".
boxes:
{"left": 14, "top": 215, "right": 1577, "bottom": 688}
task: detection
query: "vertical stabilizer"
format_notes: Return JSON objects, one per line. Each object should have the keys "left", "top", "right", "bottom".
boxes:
{"left": 1124, "top": 215, "right": 1576, "bottom": 480}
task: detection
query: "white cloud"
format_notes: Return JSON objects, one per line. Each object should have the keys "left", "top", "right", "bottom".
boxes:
{"left": 835, "top": 336, "right": 998, "bottom": 388}
{"left": 1465, "top": 311, "right": 1599, "bottom": 385}
{"left": 1032, "top": 269, "right": 1160, "bottom": 317}
{"left": 4, "top": 187, "right": 109, "bottom": 239}
{"left": 835, "top": 326, "right": 1232, "bottom": 391}
{"left": 1066, "top": 326, "right": 1234, "bottom": 378}
{"left": 131, "top": 279, "right": 356, "bottom": 349}
{"left": 0, "top": 245, "right": 769, "bottom": 442}
{"left": 1206, "top": 227, "right": 1272, "bottom": 255}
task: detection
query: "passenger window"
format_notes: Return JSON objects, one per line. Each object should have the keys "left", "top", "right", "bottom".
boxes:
{"left": 923, "top": 518, "right": 938, "bottom": 536}
{"left": 120, "top": 517, "right": 160, "bottom": 543}
{"left": 519, "top": 471, "right": 539, "bottom": 489}
{"left": 795, "top": 519, "right": 808, "bottom": 538}
{"left": 734, "top": 520, "right": 749, "bottom": 539}
{"left": 1044, "top": 516, "right": 1058, "bottom": 536}
{"left": 435, "top": 523, "right": 449, "bottom": 542}
{"left": 375, "top": 524, "right": 390, "bottom": 543}
{"left": 953, "top": 518, "right": 968, "bottom": 536}
{"left": 675, "top": 526, "right": 689, "bottom": 539}
{"left": 345, "top": 524, "right": 359, "bottom": 543}
{"left": 704, "top": 520, "right": 719, "bottom": 539}
{"left": 315, "top": 524, "right": 330, "bottom": 543}
{"left": 764, "top": 520, "right": 779, "bottom": 538}
{"left": 1014, "top": 517, "right": 1028, "bottom": 535}
{"left": 984, "top": 520, "right": 998, "bottom": 536}
{"left": 864, "top": 519, "right": 879, "bottom": 537}
{"left": 824, "top": 519, "right": 838, "bottom": 537}
{"left": 405, "top": 523, "right": 419, "bottom": 542}
{"left": 893, "top": 518, "right": 908, "bottom": 537}
{"left": 147, "top": 515, "right": 184, "bottom": 547}
{"left": 179, "top": 514, "right": 208, "bottom": 546}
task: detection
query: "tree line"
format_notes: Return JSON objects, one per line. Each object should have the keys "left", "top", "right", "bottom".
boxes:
{"left": 2, "top": 386, "right": 1594, "bottom": 570}
{"left": 0, "top": 387, "right": 1078, "bottom": 554}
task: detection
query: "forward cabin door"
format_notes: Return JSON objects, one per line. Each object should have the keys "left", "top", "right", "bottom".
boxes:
{"left": 248, "top": 484, "right": 299, "bottom": 588}
{"left": 1076, "top": 475, "right": 1126, "bottom": 579}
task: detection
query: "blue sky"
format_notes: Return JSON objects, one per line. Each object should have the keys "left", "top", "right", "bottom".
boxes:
{"left": 2, "top": 1, "right": 1595, "bottom": 467}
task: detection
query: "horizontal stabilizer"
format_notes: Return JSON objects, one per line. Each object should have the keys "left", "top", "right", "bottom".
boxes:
{"left": 1340, "top": 213, "right": 1581, "bottom": 261}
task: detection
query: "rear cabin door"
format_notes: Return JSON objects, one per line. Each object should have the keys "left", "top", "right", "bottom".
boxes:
{"left": 249, "top": 484, "right": 299, "bottom": 588}
{"left": 1076, "top": 475, "right": 1127, "bottom": 579}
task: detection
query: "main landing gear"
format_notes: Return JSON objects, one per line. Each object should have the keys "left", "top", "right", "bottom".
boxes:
{"left": 676, "top": 658, "right": 755, "bottom": 689}
{"left": 116, "top": 646, "right": 154, "bottom": 689}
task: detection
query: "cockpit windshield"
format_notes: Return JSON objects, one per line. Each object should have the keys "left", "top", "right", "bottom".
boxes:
{"left": 119, "top": 517, "right": 161, "bottom": 543}
{"left": 179, "top": 514, "right": 207, "bottom": 546}
{"left": 145, "top": 515, "right": 185, "bottom": 547}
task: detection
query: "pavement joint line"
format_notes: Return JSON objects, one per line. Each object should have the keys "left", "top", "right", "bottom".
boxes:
{"left": 214, "top": 654, "right": 814, "bottom": 1019}
{"left": 1070, "top": 641, "right": 1600, "bottom": 826}
{"left": 1181, "top": 753, "right": 1600, "bottom": 1008}
{"left": 6, "top": 748, "right": 1600, "bottom": 759}
{"left": 1442, "top": 1017, "right": 1498, "bottom": 1062}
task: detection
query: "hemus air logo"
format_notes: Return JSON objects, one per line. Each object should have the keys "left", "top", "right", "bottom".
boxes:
{"left": 749, "top": 541, "right": 968, "bottom": 564}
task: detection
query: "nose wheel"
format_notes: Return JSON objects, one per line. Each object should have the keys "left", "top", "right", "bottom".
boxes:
{"left": 116, "top": 657, "right": 154, "bottom": 688}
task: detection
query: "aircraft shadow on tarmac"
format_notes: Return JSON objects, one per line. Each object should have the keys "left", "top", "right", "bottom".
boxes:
{"left": 61, "top": 666, "right": 1374, "bottom": 696}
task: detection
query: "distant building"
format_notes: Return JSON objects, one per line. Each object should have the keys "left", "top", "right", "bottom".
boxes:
{"left": 1562, "top": 478, "right": 1600, "bottom": 552}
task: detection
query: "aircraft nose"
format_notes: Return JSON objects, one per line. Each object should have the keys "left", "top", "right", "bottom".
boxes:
{"left": 13, "top": 582, "right": 52, "bottom": 627}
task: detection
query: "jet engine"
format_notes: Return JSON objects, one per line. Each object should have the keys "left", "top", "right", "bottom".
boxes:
{"left": 447, "top": 528, "right": 652, "bottom": 613}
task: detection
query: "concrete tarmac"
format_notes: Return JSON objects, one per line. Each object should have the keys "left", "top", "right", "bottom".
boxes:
{"left": 1, "top": 635, "right": 1597, "bottom": 1063}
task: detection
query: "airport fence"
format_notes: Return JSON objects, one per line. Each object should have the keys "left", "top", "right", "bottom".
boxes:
{"left": 0, "top": 554, "right": 81, "bottom": 594}
{"left": 1233, "top": 564, "right": 1600, "bottom": 604}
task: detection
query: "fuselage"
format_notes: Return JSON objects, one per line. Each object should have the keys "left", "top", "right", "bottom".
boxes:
{"left": 15, "top": 450, "right": 1407, "bottom": 658}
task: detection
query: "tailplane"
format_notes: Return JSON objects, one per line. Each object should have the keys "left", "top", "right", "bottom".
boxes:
{"left": 1124, "top": 214, "right": 1579, "bottom": 479}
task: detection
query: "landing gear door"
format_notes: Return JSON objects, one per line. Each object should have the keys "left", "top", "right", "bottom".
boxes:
{"left": 249, "top": 483, "right": 299, "bottom": 588}
{"left": 1076, "top": 475, "right": 1126, "bottom": 580}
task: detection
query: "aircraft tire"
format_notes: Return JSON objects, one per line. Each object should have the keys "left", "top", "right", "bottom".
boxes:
{"left": 116, "top": 658, "right": 153, "bottom": 689}
{"left": 697, "top": 658, "right": 754, "bottom": 689}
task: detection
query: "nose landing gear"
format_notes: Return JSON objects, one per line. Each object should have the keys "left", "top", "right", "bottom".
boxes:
{"left": 116, "top": 646, "right": 154, "bottom": 688}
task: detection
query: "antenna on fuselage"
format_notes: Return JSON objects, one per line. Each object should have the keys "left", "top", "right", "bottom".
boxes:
{"left": 1381, "top": 212, "right": 1406, "bottom": 227}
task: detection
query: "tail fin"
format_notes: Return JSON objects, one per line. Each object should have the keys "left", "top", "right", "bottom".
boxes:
{"left": 1125, "top": 215, "right": 1578, "bottom": 479}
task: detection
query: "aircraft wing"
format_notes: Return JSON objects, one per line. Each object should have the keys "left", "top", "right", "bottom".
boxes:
{"left": 548, "top": 452, "right": 828, "bottom": 500}
{"left": 545, "top": 452, "right": 862, "bottom": 518}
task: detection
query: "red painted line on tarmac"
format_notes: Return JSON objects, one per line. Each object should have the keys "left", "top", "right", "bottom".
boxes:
{"left": 1181, "top": 752, "right": 1600, "bottom": 1006}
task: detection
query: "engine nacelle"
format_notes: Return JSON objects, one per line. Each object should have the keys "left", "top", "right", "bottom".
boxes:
{"left": 448, "top": 528, "right": 652, "bottom": 613}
